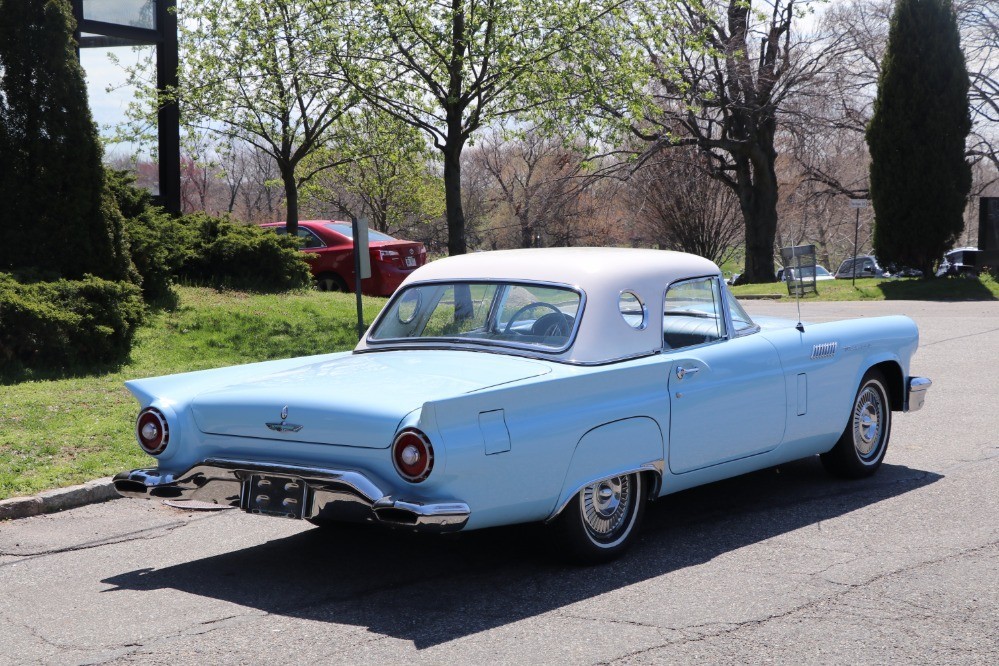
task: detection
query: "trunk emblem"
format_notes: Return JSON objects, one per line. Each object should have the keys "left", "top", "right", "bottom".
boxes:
{"left": 267, "top": 406, "right": 303, "bottom": 433}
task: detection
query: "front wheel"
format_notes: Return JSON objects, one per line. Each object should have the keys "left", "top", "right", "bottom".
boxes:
{"left": 821, "top": 370, "right": 892, "bottom": 478}
{"left": 550, "top": 472, "right": 646, "bottom": 564}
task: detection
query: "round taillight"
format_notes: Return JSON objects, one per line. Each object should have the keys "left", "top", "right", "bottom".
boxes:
{"left": 392, "top": 428, "right": 434, "bottom": 483}
{"left": 136, "top": 408, "right": 169, "bottom": 455}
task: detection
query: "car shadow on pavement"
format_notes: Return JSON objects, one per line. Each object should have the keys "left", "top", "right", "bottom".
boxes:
{"left": 101, "top": 458, "right": 940, "bottom": 649}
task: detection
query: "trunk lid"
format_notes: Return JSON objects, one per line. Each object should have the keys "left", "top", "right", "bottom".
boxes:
{"left": 190, "top": 350, "right": 549, "bottom": 448}
{"left": 370, "top": 240, "right": 426, "bottom": 270}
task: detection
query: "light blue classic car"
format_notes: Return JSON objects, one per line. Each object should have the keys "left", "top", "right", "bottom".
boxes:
{"left": 114, "top": 248, "right": 931, "bottom": 563}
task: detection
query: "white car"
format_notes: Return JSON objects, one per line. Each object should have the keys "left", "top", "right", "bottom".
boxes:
{"left": 777, "top": 265, "right": 835, "bottom": 281}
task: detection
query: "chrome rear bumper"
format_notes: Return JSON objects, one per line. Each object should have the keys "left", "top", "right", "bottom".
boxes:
{"left": 905, "top": 376, "right": 932, "bottom": 412}
{"left": 113, "top": 458, "right": 469, "bottom": 533}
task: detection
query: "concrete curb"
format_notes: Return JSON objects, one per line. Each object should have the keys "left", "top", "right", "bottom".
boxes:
{"left": 738, "top": 294, "right": 783, "bottom": 300}
{"left": 0, "top": 478, "right": 118, "bottom": 522}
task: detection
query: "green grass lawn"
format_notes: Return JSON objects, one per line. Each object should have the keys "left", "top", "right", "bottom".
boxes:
{"left": 731, "top": 274, "right": 999, "bottom": 301}
{"left": 0, "top": 287, "right": 387, "bottom": 501}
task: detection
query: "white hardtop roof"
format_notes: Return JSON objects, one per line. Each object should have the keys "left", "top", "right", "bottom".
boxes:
{"left": 401, "top": 247, "right": 720, "bottom": 291}
{"left": 360, "top": 248, "right": 725, "bottom": 364}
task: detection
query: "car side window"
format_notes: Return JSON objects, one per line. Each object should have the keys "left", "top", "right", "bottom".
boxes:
{"left": 662, "top": 277, "right": 725, "bottom": 350}
{"left": 726, "top": 292, "right": 757, "bottom": 336}
{"left": 297, "top": 229, "right": 325, "bottom": 249}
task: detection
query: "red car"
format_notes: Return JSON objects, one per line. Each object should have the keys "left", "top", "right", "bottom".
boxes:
{"left": 262, "top": 220, "right": 427, "bottom": 296}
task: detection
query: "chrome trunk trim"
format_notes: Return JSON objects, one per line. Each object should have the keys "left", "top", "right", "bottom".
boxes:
{"left": 113, "top": 458, "right": 469, "bottom": 533}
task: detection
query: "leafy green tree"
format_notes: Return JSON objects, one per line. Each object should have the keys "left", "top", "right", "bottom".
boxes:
{"left": 171, "top": 0, "right": 358, "bottom": 235}
{"left": 0, "top": 0, "right": 130, "bottom": 280}
{"left": 302, "top": 109, "right": 445, "bottom": 236}
{"left": 333, "top": 0, "right": 624, "bottom": 255}
{"left": 866, "top": 0, "right": 972, "bottom": 276}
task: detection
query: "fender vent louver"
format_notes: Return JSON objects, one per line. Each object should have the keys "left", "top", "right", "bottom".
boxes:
{"left": 811, "top": 342, "right": 838, "bottom": 360}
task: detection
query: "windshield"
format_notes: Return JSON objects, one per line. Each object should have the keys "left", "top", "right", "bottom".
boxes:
{"left": 369, "top": 281, "right": 582, "bottom": 352}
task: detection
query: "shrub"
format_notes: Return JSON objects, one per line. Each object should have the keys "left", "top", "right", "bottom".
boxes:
{"left": 0, "top": 274, "right": 145, "bottom": 372}
{"left": 106, "top": 170, "right": 191, "bottom": 303}
{"left": 177, "top": 214, "right": 312, "bottom": 291}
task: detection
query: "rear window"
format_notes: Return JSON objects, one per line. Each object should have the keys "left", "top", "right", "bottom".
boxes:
{"left": 369, "top": 281, "right": 582, "bottom": 352}
{"left": 325, "top": 223, "right": 397, "bottom": 242}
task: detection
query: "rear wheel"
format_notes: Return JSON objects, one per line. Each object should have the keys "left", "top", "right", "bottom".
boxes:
{"left": 821, "top": 369, "right": 892, "bottom": 478}
{"left": 551, "top": 472, "right": 645, "bottom": 564}
{"left": 315, "top": 273, "right": 348, "bottom": 292}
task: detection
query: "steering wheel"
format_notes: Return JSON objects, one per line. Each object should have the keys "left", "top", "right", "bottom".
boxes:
{"left": 531, "top": 312, "right": 574, "bottom": 337}
{"left": 503, "top": 302, "right": 570, "bottom": 335}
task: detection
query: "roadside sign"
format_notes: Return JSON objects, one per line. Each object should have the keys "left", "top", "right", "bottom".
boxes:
{"left": 354, "top": 218, "right": 371, "bottom": 279}
{"left": 849, "top": 199, "right": 870, "bottom": 208}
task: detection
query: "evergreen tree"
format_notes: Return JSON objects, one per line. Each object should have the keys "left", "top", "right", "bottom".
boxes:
{"left": 0, "top": 0, "right": 130, "bottom": 280}
{"left": 866, "top": 0, "right": 972, "bottom": 276}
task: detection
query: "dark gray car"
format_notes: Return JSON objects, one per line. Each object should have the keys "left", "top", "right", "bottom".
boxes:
{"left": 835, "top": 255, "right": 887, "bottom": 279}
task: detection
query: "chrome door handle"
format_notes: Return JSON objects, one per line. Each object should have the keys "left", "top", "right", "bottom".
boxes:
{"left": 675, "top": 365, "right": 700, "bottom": 380}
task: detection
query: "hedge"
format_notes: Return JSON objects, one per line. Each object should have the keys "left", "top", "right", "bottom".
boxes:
{"left": 0, "top": 274, "right": 145, "bottom": 372}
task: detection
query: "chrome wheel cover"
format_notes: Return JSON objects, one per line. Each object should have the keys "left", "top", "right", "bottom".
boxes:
{"left": 853, "top": 383, "right": 885, "bottom": 461}
{"left": 580, "top": 475, "right": 632, "bottom": 544}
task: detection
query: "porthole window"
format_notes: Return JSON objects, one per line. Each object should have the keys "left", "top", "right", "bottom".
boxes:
{"left": 619, "top": 291, "right": 646, "bottom": 329}
{"left": 396, "top": 289, "right": 422, "bottom": 324}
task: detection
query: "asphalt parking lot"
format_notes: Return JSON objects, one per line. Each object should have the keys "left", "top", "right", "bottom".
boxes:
{"left": 0, "top": 300, "right": 996, "bottom": 665}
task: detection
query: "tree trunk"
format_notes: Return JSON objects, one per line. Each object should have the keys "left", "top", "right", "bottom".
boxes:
{"left": 281, "top": 165, "right": 299, "bottom": 236}
{"left": 442, "top": 142, "right": 467, "bottom": 256}
{"left": 734, "top": 148, "right": 780, "bottom": 283}
{"left": 520, "top": 220, "right": 534, "bottom": 248}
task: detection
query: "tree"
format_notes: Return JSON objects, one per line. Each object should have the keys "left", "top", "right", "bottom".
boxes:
{"left": 866, "top": 0, "right": 971, "bottom": 276}
{"left": 958, "top": 0, "right": 999, "bottom": 179}
{"left": 0, "top": 0, "right": 130, "bottom": 280}
{"left": 477, "top": 129, "right": 600, "bottom": 249}
{"left": 334, "top": 0, "right": 624, "bottom": 255}
{"left": 601, "top": 0, "right": 841, "bottom": 282}
{"left": 796, "top": 0, "right": 996, "bottom": 249}
{"left": 174, "top": 0, "right": 358, "bottom": 234}
{"left": 302, "top": 108, "right": 445, "bottom": 237}
{"left": 626, "top": 150, "right": 742, "bottom": 266}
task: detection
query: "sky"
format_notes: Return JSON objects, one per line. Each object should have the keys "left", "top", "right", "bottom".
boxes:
{"left": 81, "top": 45, "right": 151, "bottom": 158}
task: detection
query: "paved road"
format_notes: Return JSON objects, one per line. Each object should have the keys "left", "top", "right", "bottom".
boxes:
{"left": 1, "top": 301, "right": 996, "bottom": 665}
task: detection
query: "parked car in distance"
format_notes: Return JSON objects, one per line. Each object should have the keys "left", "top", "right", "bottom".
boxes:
{"left": 936, "top": 247, "right": 982, "bottom": 277}
{"left": 726, "top": 272, "right": 742, "bottom": 285}
{"left": 776, "top": 265, "right": 834, "bottom": 282}
{"left": 835, "top": 255, "right": 888, "bottom": 279}
{"left": 114, "top": 248, "right": 931, "bottom": 564}
{"left": 261, "top": 220, "right": 427, "bottom": 296}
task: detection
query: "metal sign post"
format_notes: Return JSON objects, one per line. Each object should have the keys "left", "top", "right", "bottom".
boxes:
{"left": 780, "top": 245, "right": 816, "bottom": 332}
{"left": 849, "top": 199, "right": 870, "bottom": 287}
{"left": 351, "top": 217, "right": 371, "bottom": 341}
